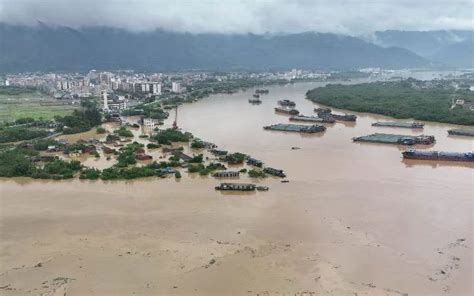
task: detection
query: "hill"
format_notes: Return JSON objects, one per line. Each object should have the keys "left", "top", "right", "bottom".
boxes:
{"left": 0, "top": 24, "right": 428, "bottom": 73}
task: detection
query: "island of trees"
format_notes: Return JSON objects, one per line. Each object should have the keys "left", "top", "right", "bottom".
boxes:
{"left": 306, "top": 79, "right": 474, "bottom": 125}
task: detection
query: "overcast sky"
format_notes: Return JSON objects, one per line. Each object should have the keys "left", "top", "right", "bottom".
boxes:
{"left": 0, "top": 0, "right": 472, "bottom": 35}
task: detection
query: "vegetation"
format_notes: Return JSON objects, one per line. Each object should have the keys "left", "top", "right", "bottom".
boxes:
{"left": 0, "top": 148, "right": 37, "bottom": 177}
{"left": 248, "top": 169, "right": 267, "bottom": 178}
{"left": 146, "top": 143, "right": 160, "bottom": 149}
{"left": 0, "top": 126, "right": 49, "bottom": 143}
{"left": 188, "top": 162, "right": 225, "bottom": 175}
{"left": 122, "top": 103, "right": 169, "bottom": 120}
{"left": 189, "top": 154, "right": 204, "bottom": 163}
{"left": 56, "top": 99, "right": 102, "bottom": 134}
{"left": 80, "top": 168, "right": 101, "bottom": 180}
{"left": 116, "top": 143, "right": 143, "bottom": 167}
{"left": 190, "top": 140, "right": 206, "bottom": 149}
{"left": 114, "top": 126, "right": 134, "bottom": 138}
{"left": 96, "top": 127, "right": 107, "bottom": 134}
{"left": 224, "top": 152, "right": 247, "bottom": 164}
{"left": 306, "top": 79, "right": 474, "bottom": 125}
{"left": 33, "top": 139, "right": 62, "bottom": 151}
{"left": 153, "top": 128, "right": 193, "bottom": 145}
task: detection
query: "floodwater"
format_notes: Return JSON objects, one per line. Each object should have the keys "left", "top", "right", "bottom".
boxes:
{"left": 1, "top": 81, "right": 473, "bottom": 295}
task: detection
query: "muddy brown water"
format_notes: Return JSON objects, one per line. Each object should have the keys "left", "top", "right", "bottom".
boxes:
{"left": 0, "top": 81, "right": 472, "bottom": 295}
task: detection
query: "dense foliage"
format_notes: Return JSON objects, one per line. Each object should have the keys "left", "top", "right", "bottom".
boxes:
{"left": 248, "top": 169, "right": 267, "bottom": 178}
{"left": 153, "top": 128, "right": 193, "bottom": 145}
{"left": 0, "top": 126, "right": 49, "bottom": 143}
{"left": 56, "top": 99, "right": 102, "bottom": 134}
{"left": 224, "top": 152, "right": 247, "bottom": 164}
{"left": 114, "top": 126, "right": 134, "bottom": 138}
{"left": 306, "top": 79, "right": 474, "bottom": 125}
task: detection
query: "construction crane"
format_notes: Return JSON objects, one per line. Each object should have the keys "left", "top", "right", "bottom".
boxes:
{"left": 172, "top": 105, "right": 179, "bottom": 129}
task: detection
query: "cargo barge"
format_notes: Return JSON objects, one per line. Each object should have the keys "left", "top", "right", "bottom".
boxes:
{"left": 447, "top": 129, "right": 474, "bottom": 137}
{"left": 353, "top": 133, "right": 435, "bottom": 145}
{"left": 402, "top": 149, "right": 474, "bottom": 162}
{"left": 314, "top": 109, "right": 357, "bottom": 121}
{"left": 215, "top": 183, "right": 256, "bottom": 191}
{"left": 275, "top": 107, "right": 300, "bottom": 115}
{"left": 263, "top": 167, "right": 286, "bottom": 178}
{"left": 289, "top": 115, "right": 335, "bottom": 123}
{"left": 372, "top": 122, "right": 424, "bottom": 129}
{"left": 264, "top": 123, "right": 326, "bottom": 133}
{"left": 248, "top": 98, "right": 262, "bottom": 104}
{"left": 278, "top": 99, "right": 296, "bottom": 107}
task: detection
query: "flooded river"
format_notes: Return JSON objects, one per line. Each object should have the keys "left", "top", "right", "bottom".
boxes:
{"left": 0, "top": 81, "right": 472, "bottom": 295}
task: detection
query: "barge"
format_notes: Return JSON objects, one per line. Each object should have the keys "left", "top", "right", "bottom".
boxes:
{"left": 213, "top": 171, "right": 240, "bottom": 178}
{"left": 353, "top": 133, "right": 435, "bottom": 145}
{"left": 247, "top": 157, "right": 263, "bottom": 167}
{"left": 278, "top": 99, "right": 296, "bottom": 107}
{"left": 248, "top": 98, "right": 262, "bottom": 104}
{"left": 448, "top": 129, "right": 474, "bottom": 137}
{"left": 402, "top": 149, "right": 474, "bottom": 162}
{"left": 263, "top": 167, "right": 286, "bottom": 178}
{"left": 314, "top": 109, "right": 357, "bottom": 122}
{"left": 290, "top": 115, "right": 335, "bottom": 123}
{"left": 215, "top": 183, "right": 256, "bottom": 191}
{"left": 275, "top": 107, "right": 300, "bottom": 115}
{"left": 264, "top": 123, "right": 326, "bottom": 133}
{"left": 372, "top": 122, "right": 424, "bottom": 129}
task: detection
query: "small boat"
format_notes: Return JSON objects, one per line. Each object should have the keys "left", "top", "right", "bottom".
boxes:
{"left": 278, "top": 99, "right": 296, "bottom": 107}
{"left": 253, "top": 94, "right": 260, "bottom": 98}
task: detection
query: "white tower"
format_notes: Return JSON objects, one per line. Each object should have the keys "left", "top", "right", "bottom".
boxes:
{"left": 103, "top": 91, "right": 109, "bottom": 110}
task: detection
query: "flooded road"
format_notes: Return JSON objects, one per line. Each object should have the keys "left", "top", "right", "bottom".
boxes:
{"left": 1, "top": 81, "right": 473, "bottom": 295}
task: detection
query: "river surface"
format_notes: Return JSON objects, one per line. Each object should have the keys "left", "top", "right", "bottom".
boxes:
{"left": 0, "top": 81, "right": 473, "bottom": 296}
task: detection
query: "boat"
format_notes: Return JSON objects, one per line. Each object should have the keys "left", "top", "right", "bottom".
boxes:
{"left": 215, "top": 183, "right": 256, "bottom": 191}
{"left": 274, "top": 107, "right": 299, "bottom": 115}
{"left": 264, "top": 123, "right": 326, "bottom": 133}
{"left": 314, "top": 109, "right": 357, "bottom": 122}
{"left": 353, "top": 133, "right": 435, "bottom": 145}
{"left": 314, "top": 107, "right": 331, "bottom": 114}
{"left": 248, "top": 98, "right": 262, "bottom": 104}
{"left": 256, "top": 186, "right": 269, "bottom": 191}
{"left": 290, "top": 115, "right": 335, "bottom": 123}
{"left": 402, "top": 149, "right": 474, "bottom": 162}
{"left": 278, "top": 99, "right": 296, "bottom": 107}
{"left": 253, "top": 94, "right": 260, "bottom": 98}
{"left": 255, "top": 89, "right": 269, "bottom": 94}
{"left": 372, "top": 122, "right": 424, "bottom": 129}
{"left": 447, "top": 129, "right": 474, "bottom": 137}
{"left": 263, "top": 167, "right": 286, "bottom": 178}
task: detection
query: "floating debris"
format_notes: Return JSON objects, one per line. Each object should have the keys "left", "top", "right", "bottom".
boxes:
{"left": 402, "top": 149, "right": 474, "bottom": 162}
{"left": 264, "top": 123, "right": 326, "bottom": 133}
{"left": 353, "top": 133, "right": 435, "bottom": 145}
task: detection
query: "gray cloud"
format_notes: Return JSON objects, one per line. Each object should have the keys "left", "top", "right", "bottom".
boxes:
{"left": 0, "top": 0, "right": 472, "bottom": 34}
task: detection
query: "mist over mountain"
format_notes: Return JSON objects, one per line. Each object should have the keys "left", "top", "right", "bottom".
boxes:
{"left": 372, "top": 30, "right": 474, "bottom": 68}
{"left": 0, "top": 24, "right": 429, "bottom": 73}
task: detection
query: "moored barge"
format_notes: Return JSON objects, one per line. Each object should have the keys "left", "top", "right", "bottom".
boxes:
{"left": 353, "top": 133, "right": 435, "bottom": 145}
{"left": 248, "top": 98, "right": 262, "bottom": 104}
{"left": 263, "top": 167, "right": 286, "bottom": 178}
{"left": 290, "top": 115, "right": 335, "bottom": 123}
{"left": 402, "top": 149, "right": 474, "bottom": 162}
{"left": 372, "top": 122, "right": 424, "bottom": 129}
{"left": 264, "top": 123, "right": 326, "bottom": 133}
{"left": 215, "top": 183, "right": 256, "bottom": 191}
{"left": 278, "top": 99, "right": 296, "bottom": 107}
{"left": 275, "top": 107, "right": 299, "bottom": 115}
{"left": 447, "top": 129, "right": 474, "bottom": 137}
{"left": 314, "top": 109, "right": 357, "bottom": 122}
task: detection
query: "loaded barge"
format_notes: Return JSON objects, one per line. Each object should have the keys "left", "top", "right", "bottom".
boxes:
{"left": 314, "top": 109, "right": 357, "bottom": 122}
{"left": 275, "top": 107, "right": 299, "bottom": 115}
{"left": 215, "top": 183, "right": 269, "bottom": 191}
{"left": 448, "top": 129, "right": 474, "bottom": 137}
{"left": 278, "top": 99, "right": 296, "bottom": 107}
{"left": 264, "top": 123, "right": 326, "bottom": 133}
{"left": 372, "top": 122, "right": 424, "bottom": 129}
{"left": 290, "top": 115, "right": 335, "bottom": 123}
{"left": 353, "top": 133, "right": 435, "bottom": 145}
{"left": 402, "top": 149, "right": 474, "bottom": 162}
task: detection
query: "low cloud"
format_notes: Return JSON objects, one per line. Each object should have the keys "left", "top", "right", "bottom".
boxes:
{"left": 0, "top": 0, "right": 472, "bottom": 34}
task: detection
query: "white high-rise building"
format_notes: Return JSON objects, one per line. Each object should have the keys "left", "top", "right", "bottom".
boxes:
{"left": 152, "top": 83, "right": 162, "bottom": 95}
{"left": 172, "top": 82, "right": 181, "bottom": 93}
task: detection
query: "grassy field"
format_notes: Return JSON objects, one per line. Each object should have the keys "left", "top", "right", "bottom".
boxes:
{"left": 0, "top": 88, "right": 78, "bottom": 122}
